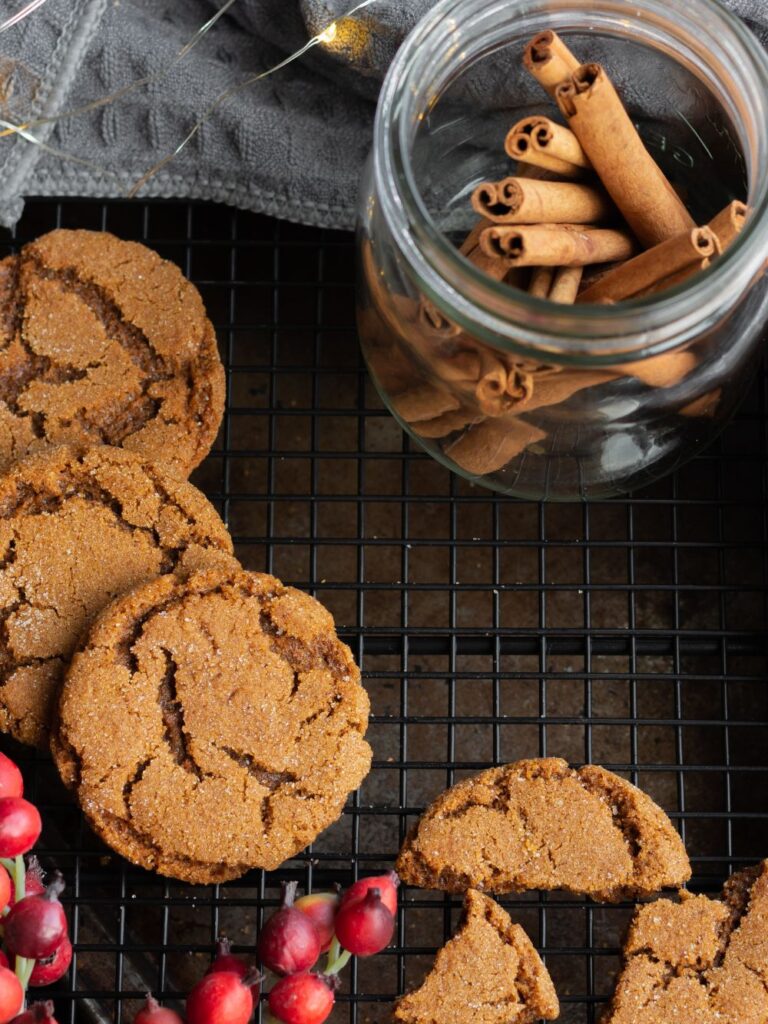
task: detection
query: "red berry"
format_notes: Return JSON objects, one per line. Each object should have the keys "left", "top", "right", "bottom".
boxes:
{"left": 28, "top": 935, "right": 72, "bottom": 986}
{"left": 0, "top": 799, "right": 41, "bottom": 857}
{"left": 258, "top": 882, "right": 321, "bottom": 976}
{"left": 10, "top": 1003, "right": 58, "bottom": 1024}
{"left": 294, "top": 890, "right": 340, "bottom": 954}
{"left": 134, "top": 994, "right": 183, "bottom": 1024}
{"left": 0, "top": 755, "right": 23, "bottom": 800}
{"left": 334, "top": 887, "right": 395, "bottom": 957}
{"left": 0, "top": 865, "right": 11, "bottom": 914}
{"left": 0, "top": 966, "right": 23, "bottom": 1023}
{"left": 340, "top": 872, "right": 399, "bottom": 916}
{"left": 268, "top": 973, "right": 337, "bottom": 1024}
{"left": 208, "top": 936, "right": 249, "bottom": 981}
{"left": 4, "top": 873, "right": 67, "bottom": 960}
{"left": 0, "top": 955, "right": 6, "bottom": 971}
{"left": 186, "top": 970, "right": 258, "bottom": 1024}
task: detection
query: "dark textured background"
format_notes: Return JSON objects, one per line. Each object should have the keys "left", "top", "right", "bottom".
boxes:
{"left": 1, "top": 198, "right": 766, "bottom": 1023}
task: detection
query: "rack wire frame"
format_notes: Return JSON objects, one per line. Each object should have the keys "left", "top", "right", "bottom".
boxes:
{"left": 1, "top": 197, "right": 767, "bottom": 1024}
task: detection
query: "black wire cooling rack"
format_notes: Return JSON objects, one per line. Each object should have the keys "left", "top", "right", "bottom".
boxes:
{"left": 1, "top": 197, "right": 767, "bottom": 1024}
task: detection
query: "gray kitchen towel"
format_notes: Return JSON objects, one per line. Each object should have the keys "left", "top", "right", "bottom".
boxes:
{"left": 0, "top": 0, "right": 764, "bottom": 230}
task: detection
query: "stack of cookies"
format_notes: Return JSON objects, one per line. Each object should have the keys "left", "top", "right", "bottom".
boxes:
{"left": 0, "top": 229, "right": 372, "bottom": 884}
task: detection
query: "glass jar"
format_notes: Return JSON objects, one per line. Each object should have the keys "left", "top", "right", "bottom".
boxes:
{"left": 356, "top": 0, "right": 768, "bottom": 499}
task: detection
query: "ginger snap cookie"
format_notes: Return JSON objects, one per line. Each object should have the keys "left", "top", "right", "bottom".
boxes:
{"left": 396, "top": 757, "right": 690, "bottom": 901}
{"left": 601, "top": 859, "right": 768, "bottom": 1023}
{"left": 0, "top": 229, "right": 224, "bottom": 477}
{"left": 51, "top": 568, "right": 372, "bottom": 884}
{"left": 393, "top": 889, "right": 559, "bottom": 1024}
{"left": 0, "top": 445, "right": 234, "bottom": 748}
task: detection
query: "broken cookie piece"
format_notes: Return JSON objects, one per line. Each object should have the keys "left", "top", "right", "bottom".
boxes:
{"left": 394, "top": 889, "right": 559, "bottom": 1024}
{"left": 601, "top": 859, "right": 768, "bottom": 1023}
{"left": 51, "top": 567, "right": 372, "bottom": 884}
{"left": 396, "top": 757, "right": 690, "bottom": 901}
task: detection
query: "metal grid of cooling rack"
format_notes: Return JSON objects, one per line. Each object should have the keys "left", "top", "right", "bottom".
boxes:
{"left": 1, "top": 197, "right": 767, "bottom": 1024}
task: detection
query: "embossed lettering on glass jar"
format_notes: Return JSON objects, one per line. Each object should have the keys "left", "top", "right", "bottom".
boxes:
{"left": 356, "top": 0, "right": 768, "bottom": 499}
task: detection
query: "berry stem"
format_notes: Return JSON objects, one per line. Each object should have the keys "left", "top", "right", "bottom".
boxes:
{"left": 13, "top": 854, "right": 25, "bottom": 904}
{"left": 0, "top": 858, "right": 14, "bottom": 874}
{"left": 15, "top": 953, "right": 35, "bottom": 992}
{"left": 324, "top": 936, "right": 352, "bottom": 976}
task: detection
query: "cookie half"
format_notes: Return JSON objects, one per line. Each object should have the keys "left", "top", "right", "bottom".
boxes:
{"left": 0, "top": 229, "right": 224, "bottom": 477}
{"left": 396, "top": 757, "right": 690, "bottom": 901}
{"left": 51, "top": 568, "right": 372, "bottom": 884}
{"left": 601, "top": 860, "right": 768, "bottom": 1023}
{"left": 0, "top": 445, "right": 234, "bottom": 747}
{"left": 394, "top": 889, "right": 559, "bottom": 1024}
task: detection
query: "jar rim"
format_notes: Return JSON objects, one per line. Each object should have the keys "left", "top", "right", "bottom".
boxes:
{"left": 373, "top": 0, "right": 768, "bottom": 362}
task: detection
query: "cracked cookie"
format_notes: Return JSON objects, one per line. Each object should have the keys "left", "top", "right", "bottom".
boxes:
{"left": 396, "top": 758, "right": 690, "bottom": 901}
{"left": 601, "top": 859, "right": 768, "bottom": 1023}
{"left": 0, "top": 229, "right": 224, "bottom": 477}
{"left": 0, "top": 444, "right": 234, "bottom": 747}
{"left": 51, "top": 567, "right": 372, "bottom": 884}
{"left": 393, "top": 889, "right": 559, "bottom": 1024}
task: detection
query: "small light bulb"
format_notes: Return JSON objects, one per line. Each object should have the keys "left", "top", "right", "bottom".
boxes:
{"left": 319, "top": 21, "right": 338, "bottom": 44}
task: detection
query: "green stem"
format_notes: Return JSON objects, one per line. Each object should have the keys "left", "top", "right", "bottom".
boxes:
{"left": 12, "top": 855, "right": 25, "bottom": 904}
{"left": 324, "top": 947, "right": 352, "bottom": 976}
{"left": 14, "top": 954, "right": 34, "bottom": 993}
{"left": 0, "top": 859, "right": 14, "bottom": 874}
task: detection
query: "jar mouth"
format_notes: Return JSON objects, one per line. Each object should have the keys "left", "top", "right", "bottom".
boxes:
{"left": 374, "top": 0, "right": 768, "bottom": 362}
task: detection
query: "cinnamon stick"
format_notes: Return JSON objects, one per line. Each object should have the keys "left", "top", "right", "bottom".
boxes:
{"left": 620, "top": 350, "right": 696, "bottom": 388}
{"left": 523, "top": 30, "right": 581, "bottom": 98}
{"left": 528, "top": 266, "right": 555, "bottom": 297}
{"left": 680, "top": 388, "right": 721, "bottom": 418}
{"left": 634, "top": 258, "right": 711, "bottom": 299}
{"left": 548, "top": 266, "right": 584, "bottom": 304}
{"left": 577, "top": 227, "right": 719, "bottom": 304}
{"left": 446, "top": 417, "right": 547, "bottom": 475}
{"left": 556, "top": 64, "right": 695, "bottom": 247}
{"left": 415, "top": 406, "right": 481, "bottom": 438}
{"left": 709, "top": 200, "right": 748, "bottom": 250}
{"left": 506, "top": 116, "right": 591, "bottom": 174}
{"left": 391, "top": 385, "right": 461, "bottom": 424}
{"left": 472, "top": 177, "right": 612, "bottom": 225}
{"left": 481, "top": 224, "right": 636, "bottom": 267}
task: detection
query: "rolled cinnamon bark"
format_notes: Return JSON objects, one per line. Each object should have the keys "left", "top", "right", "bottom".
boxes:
{"left": 556, "top": 64, "right": 695, "bottom": 248}
{"left": 523, "top": 368, "right": 618, "bottom": 413}
{"left": 549, "top": 266, "right": 584, "bottom": 304}
{"left": 523, "top": 30, "right": 581, "bottom": 98}
{"left": 680, "top": 388, "right": 722, "bottom": 418}
{"left": 446, "top": 416, "right": 547, "bottom": 475}
{"left": 459, "top": 217, "right": 514, "bottom": 280}
{"left": 471, "top": 177, "right": 613, "bottom": 225}
{"left": 480, "top": 224, "right": 636, "bottom": 267}
{"left": 620, "top": 350, "right": 696, "bottom": 388}
{"left": 577, "top": 227, "right": 719, "bottom": 304}
{"left": 506, "top": 116, "right": 591, "bottom": 171}
{"left": 709, "top": 200, "right": 748, "bottom": 250}
{"left": 475, "top": 356, "right": 512, "bottom": 416}
{"left": 634, "top": 258, "right": 711, "bottom": 299}
{"left": 528, "top": 266, "right": 555, "bottom": 297}
{"left": 392, "top": 385, "right": 461, "bottom": 424}
{"left": 415, "top": 406, "right": 481, "bottom": 438}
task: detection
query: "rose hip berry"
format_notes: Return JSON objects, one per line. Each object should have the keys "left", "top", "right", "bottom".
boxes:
{"left": 258, "top": 881, "right": 321, "bottom": 975}
{"left": 0, "top": 798, "right": 41, "bottom": 857}
{"left": 186, "top": 969, "right": 259, "bottom": 1024}
{"left": 334, "top": 887, "right": 395, "bottom": 957}
{"left": 294, "top": 890, "right": 340, "bottom": 953}
{"left": 268, "top": 972, "right": 338, "bottom": 1024}
{"left": 10, "top": 1004, "right": 59, "bottom": 1024}
{"left": 134, "top": 994, "right": 184, "bottom": 1024}
{"left": 207, "top": 936, "right": 249, "bottom": 981}
{"left": 0, "top": 966, "right": 23, "bottom": 1024}
{"left": 340, "top": 871, "right": 399, "bottom": 916}
{"left": 29, "top": 935, "right": 73, "bottom": 987}
{"left": 0, "top": 864, "right": 11, "bottom": 913}
{"left": 4, "top": 873, "right": 68, "bottom": 960}
{"left": 0, "top": 754, "right": 23, "bottom": 801}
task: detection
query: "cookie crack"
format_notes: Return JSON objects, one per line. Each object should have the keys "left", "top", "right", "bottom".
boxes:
{"left": 219, "top": 746, "right": 296, "bottom": 791}
{"left": 157, "top": 648, "right": 203, "bottom": 780}
{"left": 122, "top": 756, "right": 152, "bottom": 810}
